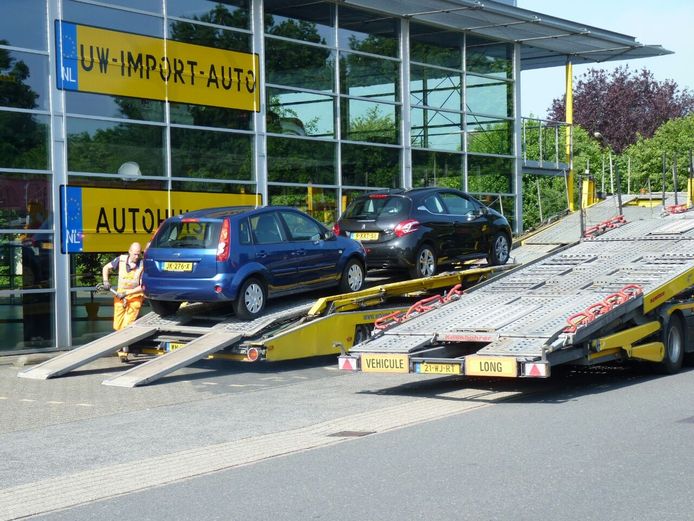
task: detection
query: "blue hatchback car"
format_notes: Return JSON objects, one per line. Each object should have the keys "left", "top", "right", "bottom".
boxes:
{"left": 143, "top": 206, "right": 367, "bottom": 319}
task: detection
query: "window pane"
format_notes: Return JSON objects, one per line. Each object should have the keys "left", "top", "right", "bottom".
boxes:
{"left": 466, "top": 74, "right": 513, "bottom": 117}
{"left": 267, "top": 137, "right": 335, "bottom": 185}
{"left": 170, "top": 180, "right": 255, "bottom": 194}
{"left": 67, "top": 118, "right": 165, "bottom": 176}
{"left": 0, "top": 292, "right": 55, "bottom": 349}
{"left": 410, "top": 65, "right": 461, "bottom": 111}
{"left": 268, "top": 185, "right": 337, "bottom": 225}
{"left": 0, "top": 51, "right": 49, "bottom": 111}
{"left": 410, "top": 23, "right": 462, "bottom": 69}
{"left": 265, "top": 39, "right": 334, "bottom": 92}
{"left": 411, "top": 108, "right": 461, "bottom": 151}
{"left": 467, "top": 155, "right": 513, "bottom": 194}
{"left": 170, "top": 127, "right": 252, "bottom": 181}
{"left": 342, "top": 99, "right": 398, "bottom": 145}
{"left": 71, "top": 287, "right": 119, "bottom": 347}
{"left": 338, "top": 6, "right": 398, "bottom": 58}
{"left": 67, "top": 175, "right": 168, "bottom": 191}
{"left": 267, "top": 88, "right": 334, "bottom": 138}
{"left": 467, "top": 115, "right": 513, "bottom": 155}
{"left": 265, "top": 1, "right": 334, "bottom": 46}
{"left": 0, "top": 0, "right": 47, "bottom": 50}
{"left": 66, "top": 92, "right": 165, "bottom": 122}
{"left": 0, "top": 173, "right": 52, "bottom": 229}
{"left": 466, "top": 35, "right": 512, "bottom": 79}
{"left": 0, "top": 233, "right": 53, "bottom": 291}
{"left": 340, "top": 52, "right": 398, "bottom": 101}
{"left": 97, "top": 0, "right": 162, "bottom": 12}
{"left": 280, "top": 210, "right": 322, "bottom": 241}
{"left": 64, "top": 1, "right": 164, "bottom": 37}
{"left": 341, "top": 143, "right": 399, "bottom": 188}
{"left": 167, "top": 0, "right": 250, "bottom": 30}
{"left": 412, "top": 150, "right": 463, "bottom": 189}
{"left": 168, "top": 21, "right": 251, "bottom": 53}
{"left": 169, "top": 102, "right": 252, "bottom": 130}
{"left": 0, "top": 111, "right": 49, "bottom": 170}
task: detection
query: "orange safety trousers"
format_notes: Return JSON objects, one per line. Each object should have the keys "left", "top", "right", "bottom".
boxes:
{"left": 113, "top": 295, "right": 144, "bottom": 330}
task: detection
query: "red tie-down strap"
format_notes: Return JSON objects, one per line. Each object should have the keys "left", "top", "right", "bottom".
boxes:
{"left": 563, "top": 284, "right": 643, "bottom": 333}
{"left": 373, "top": 285, "right": 465, "bottom": 331}
{"left": 665, "top": 203, "right": 689, "bottom": 214}
{"left": 583, "top": 214, "right": 628, "bottom": 238}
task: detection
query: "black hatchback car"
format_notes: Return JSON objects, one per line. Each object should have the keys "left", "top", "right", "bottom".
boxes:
{"left": 333, "top": 188, "right": 512, "bottom": 278}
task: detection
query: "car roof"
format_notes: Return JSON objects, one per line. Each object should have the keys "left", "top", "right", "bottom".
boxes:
{"left": 167, "top": 205, "right": 305, "bottom": 221}
{"left": 355, "top": 187, "right": 464, "bottom": 200}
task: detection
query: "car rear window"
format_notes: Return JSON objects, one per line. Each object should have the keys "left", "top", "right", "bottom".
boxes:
{"left": 151, "top": 220, "right": 220, "bottom": 249}
{"left": 343, "top": 196, "right": 410, "bottom": 219}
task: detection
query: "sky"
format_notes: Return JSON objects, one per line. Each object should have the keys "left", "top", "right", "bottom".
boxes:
{"left": 518, "top": 0, "right": 694, "bottom": 118}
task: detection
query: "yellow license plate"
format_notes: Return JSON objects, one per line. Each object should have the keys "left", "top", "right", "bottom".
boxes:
{"left": 352, "top": 232, "right": 379, "bottom": 241}
{"left": 465, "top": 355, "right": 517, "bottom": 377}
{"left": 361, "top": 354, "right": 409, "bottom": 373}
{"left": 163, "top": 262, "right": 193, "bottom": 272}
{"left": 417, "top": 362, "right": 461, "bottom": 375}
{"left": 167, "top": 342, "right": 185, "bottom": 351}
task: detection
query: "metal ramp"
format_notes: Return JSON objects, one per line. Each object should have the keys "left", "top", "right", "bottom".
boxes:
{"left": 17, "top": 326, "right": 157, "bottom": 380}
{"left": 102, "top": 302, "right": 313, "bottom": 387}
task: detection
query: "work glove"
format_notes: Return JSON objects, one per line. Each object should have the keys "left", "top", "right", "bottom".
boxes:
{"left": 102, "top": 281, "right": 111, "bottom": 290}
{"left": 116, "top": 292, "right": 126, "bottom": 299}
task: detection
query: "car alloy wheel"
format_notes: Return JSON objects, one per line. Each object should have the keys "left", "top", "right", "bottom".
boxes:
{"left": 413, "top": 246, "right": 436, "bottom": 278}
{"left": 490, "top": 233, "right": 510, "bottom": 265}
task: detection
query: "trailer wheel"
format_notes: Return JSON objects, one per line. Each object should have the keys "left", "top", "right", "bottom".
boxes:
{"left": 656, "top": 315, "right": 684, "bottom": 374}
{"left": 353, "top": 324, "right": 372, "bottom": 346}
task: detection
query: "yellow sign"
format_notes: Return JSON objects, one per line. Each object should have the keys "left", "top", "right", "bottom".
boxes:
{"left": 361, "top": 354, "right": 409, "bottom": 373}
{"left": 61, "top": 186, "right": 261, "bottom": 253}
{"left": 55, "top": 20, "right": 260, "bottom": 111}
{"left": 465, "top": 355, "right": 518, "bottom": 377}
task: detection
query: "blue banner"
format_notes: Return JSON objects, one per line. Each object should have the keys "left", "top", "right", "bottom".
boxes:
{"left": 55, "top": 21, "right": 79, "bottom": 91}
{"left": 61, "top": 186, "right": 83, "bottom": 253}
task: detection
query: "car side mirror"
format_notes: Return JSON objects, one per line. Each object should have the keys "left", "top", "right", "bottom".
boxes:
{"left": 323, "top": 230, "right": 335, "bottom": 241}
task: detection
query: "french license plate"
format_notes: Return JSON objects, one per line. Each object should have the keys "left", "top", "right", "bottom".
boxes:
{"left": 416, "top": 362, "right": 461, "bottom": 375}
{"left": 361, "top": 354, "right": 409, "bottom": 373}
{"left": 465, "top": 355, "right": 517, "bottom": 377}
{"left": 351, "top": 232, "right": 379, "bottom": 241}
{"left": 163, "top": 261, "right": 193, "bottom": 272}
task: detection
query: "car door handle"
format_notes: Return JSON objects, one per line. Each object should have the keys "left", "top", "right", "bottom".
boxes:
{"left": 291, "top": 249, "right": 306, "bottom": 256}
{"left": 256, "top": 250, "right": 268, "bottom": 259}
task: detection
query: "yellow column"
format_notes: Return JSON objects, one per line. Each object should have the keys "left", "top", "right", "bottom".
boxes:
{"left": 565, "top": 60, "right": 575, "bottom": 211}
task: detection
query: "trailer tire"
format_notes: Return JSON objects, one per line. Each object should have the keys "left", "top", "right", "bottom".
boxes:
{"left": 353, "top": 324, "right": 372, "bottom": 346}
{"left": 656, "top": 315, "right": 684, "bottom": 374}
{"left": 150, "top": 299, "right": 181, "bottom": 316}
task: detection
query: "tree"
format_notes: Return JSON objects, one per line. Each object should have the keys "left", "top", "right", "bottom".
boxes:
{"left": 548, "top": 66, "right": 694, "bottom": 153}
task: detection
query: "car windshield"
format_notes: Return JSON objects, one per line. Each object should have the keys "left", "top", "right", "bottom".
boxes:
{"left": 151, "top": 220, "right": 220, "bottom": 249}
{"left": 343, "top": 196, "right": 410, "bottom": 219}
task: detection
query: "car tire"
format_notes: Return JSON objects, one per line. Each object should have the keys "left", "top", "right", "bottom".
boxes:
{"left": 149, "top": 299, "right": 181, "bottom": 316}
{"left": 488, "top": 233, "right": 510, "bottom": 266}
{"left": 409, "top": 244, "right": 437, "bottom": 278}
{"left": 340, "top": 259, "right": 365, "bottom": 293}
{"left": 233, "top": 277, "right": 266, "bottom": 320}
{"left": 655, "top": 314, "right": 684, "bottom": 374}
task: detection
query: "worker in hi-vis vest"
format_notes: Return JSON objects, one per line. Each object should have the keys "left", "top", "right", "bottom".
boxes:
{"left": 101, "top": 242, "right": 145, "bottom": 330}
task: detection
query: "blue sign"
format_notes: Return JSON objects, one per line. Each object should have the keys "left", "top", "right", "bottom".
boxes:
{"left": 55, "top": 21, "right": 78, "bottom": 91}
{"left": 61, "top": 186, "right": 83, "bottom": 253}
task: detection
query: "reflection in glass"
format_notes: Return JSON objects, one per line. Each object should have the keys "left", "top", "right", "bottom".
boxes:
{"left": 339, "top": 52, "right": 398, "bottom": 101}
{"left": 97, "top": 0, "right": 162, "bottom": 12}
{"left": 467, "top": 115, "right": 513, "bottom": 155}
{"left": 0, "top": 111, "right": 49, "bottom": 170}
{"left": 67, "top": 176, "right": 167, "bottom": 192}
{"left": 0, "top": 50, "right": 49, "bottom": 111}
{"left": 410, "top": 65, "right": 461, "bottom": 111}
{"left": 169, "top": 102, "right": 252, "bottom": 130}
{"left": 412, "top": 150, "right": 463, "bottom": 189}
{"left": 268, "top": 185, "right": 337, "bottom": 225}
{"left": 467, "top": 155, "right": 513, "bottom": 194}
{"left": 67, "top": 118, "right": 165, "bottom": 176}
{"left": 66, "top": 92, "right": 165, "bottom": 122}
{"left": 267, "top": 137, "right": 335, "bottom": 185}
{"left": 0, "top": 0, "right": 47, "bottom": 50}
{"left": 410, "top": 23, "right": 462, "bottom": 69}
{"left": 0, "top": 233, "right": 53, "bottom": 291}
{"left": 466, "top": 74, "right": 513, "bottom": 117}
{"left": 0, "top": 173, "right": 52, "bottom": 229}
{"left": 411, "top": 108, "right": 461, "bottom": 151}
{"left": 64, "top": 1, "right": 164, "bottom": 37}
{"left": 342, "top": 99, "right": 398, "bottom": 145}
{"left": 265, "top": 1, "right": 334, "bottom": 46}
{"left": 171, "top": 180, "right": 255, "bottom": 194}
{"left": 167, "top": 0, "right": 249, "bottom": 29}
{"left": 466, "top": 35, "right": 512, "bottom": 79}
{"left": 0, "top": 293, "right": 54, "bottom": 349}
{"left": 338, "top": 6, "right": 398, "bottom": 58}
{"left": 341, "top": 143, "right": 400, "bottom": 188}
{"left": 267, "top": 88, "right": 334, "bottom": 138}
{"left": 265, "top": 39, "right": 334, "bottom": 92}
{"left": 170, "top": 127, "right": 252, "bottom": 181}
{"left": 70, "top": 288, "right": 121, "bottom": 348}
{"left": 168, "top": 21, "right": 251, "bottom": 53}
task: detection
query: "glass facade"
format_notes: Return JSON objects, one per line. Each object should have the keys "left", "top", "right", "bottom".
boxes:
{"left": 0, "top": 0, "right": 521, "bottom": 352}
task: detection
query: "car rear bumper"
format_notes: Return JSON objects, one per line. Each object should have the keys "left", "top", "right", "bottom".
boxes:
{"left": 143, "top": 274, "right": 237, "bottom": 302}
{"left": 361, "top": 241, "right": 416, "bottom": 270}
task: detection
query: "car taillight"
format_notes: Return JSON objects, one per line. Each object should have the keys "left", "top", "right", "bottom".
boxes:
{"left": 332, "top": 222, "right": 341, "bottom": 235}
{"left": 216, "top": 218, "right": 231, "bottom": 261}
{"left": 394, "top": 219, "right": 419, "bottom": 237}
